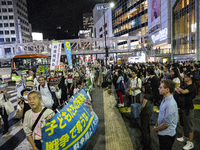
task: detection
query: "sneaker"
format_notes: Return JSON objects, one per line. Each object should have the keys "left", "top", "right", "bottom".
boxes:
{"left": 118, "top": 103, "right": 124, "bottom": 107}
{"left": 177, "top": 136, "right": 189, "bottom": 142}
{"left": 183, "top": 141, "right": 194, "bottom": 150}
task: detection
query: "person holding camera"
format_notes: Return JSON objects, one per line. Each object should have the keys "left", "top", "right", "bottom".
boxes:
{"left": 17, "top": 88, "right": 31, "bottom": 121}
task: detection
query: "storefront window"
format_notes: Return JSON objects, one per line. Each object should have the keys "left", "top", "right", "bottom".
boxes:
{"left": 173, "top": 0, "right": 195, "bottom": 54}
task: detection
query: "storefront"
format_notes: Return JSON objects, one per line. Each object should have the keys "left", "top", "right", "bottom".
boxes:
{"left": 147, "top": 0, "right": 172, "bottom": 63}
{"left": 172, "top": 0, "right": 197, "bottom": 61}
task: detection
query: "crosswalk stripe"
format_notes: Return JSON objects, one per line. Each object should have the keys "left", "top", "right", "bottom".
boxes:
{"left": 0, "top": 121, "right": 23, "bottom": 147}
{"left": 7, "top": 90, "right": 16, "bottom": 94}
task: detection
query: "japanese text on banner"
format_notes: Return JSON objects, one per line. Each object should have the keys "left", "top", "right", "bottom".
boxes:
{"left": 42, "top": 89, "right": 99, "bottom": 150}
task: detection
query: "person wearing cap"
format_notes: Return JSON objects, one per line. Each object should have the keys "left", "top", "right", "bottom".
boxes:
{"left": 23, "top": 90, "right": 54, "bottom": 150}
{"left": 175, "top": 72, "right": 196, "bottom": 150}
{"left": 17, "top": 88, "right": 31, "bottom": 121}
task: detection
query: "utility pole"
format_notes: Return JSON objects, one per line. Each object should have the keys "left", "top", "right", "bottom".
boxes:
{"left": 104, "top": 8, "right": 108, "bottom": 67}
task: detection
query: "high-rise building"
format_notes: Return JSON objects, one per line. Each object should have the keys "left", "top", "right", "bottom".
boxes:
{"left": 0, "top": 0, "right": 32, "bottom": 45}
{"left": 112, "top": 0, "right": 148, "bottom": 63}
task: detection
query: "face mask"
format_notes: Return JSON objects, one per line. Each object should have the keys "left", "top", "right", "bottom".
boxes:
{"left": 58, "top": 73, "right": 62, "bottom": 76}
{"left": 115, "top": 72, "right": 118, "bottom": 75}
{"left": 51, "top": 73, "right": 54, "bottom": 76}
{"left": 36, "top": 76, "right": 39, "bottom": 78}
{"left": 23, "top": 95, "right": 28, "bottom": 100}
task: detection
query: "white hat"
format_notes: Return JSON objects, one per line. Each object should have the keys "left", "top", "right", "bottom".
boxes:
{"left": 16, "top": 78, "right": 22, "bottom": 84}
{"left": 26, "top": 82, "right": 34, "bottom": 87}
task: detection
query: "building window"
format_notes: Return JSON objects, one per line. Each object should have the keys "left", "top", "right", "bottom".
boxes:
{"left": 7, "top": 1, "right": 12, "bottom": 5}
{"left": 0, "top": 38, "right": 4, "bottom": 42}
{"left": 10, "top": 23, "right": 14, "bottom": 27}
{"left": 0, "top": 16, "right": 1, "bottom": 20}
{"left": 11, "top": 38, "right": 16, "bottom": 41}
{"left": 1, "top": 1, "right": 6, "bottom": 5}
{"left": 6, "top": 38, "right": 10, "bottom": 42}
{"left": 11, "top": 30, "right": 15, "bottom": 34}
{"left": 3, "top": 16, "right": 8, "bottom": 20}
{"left": 104, "top": 23, "right": 107, "bottom": 29}
{"left": 8, "top": 8, "right": 13, "bottom": 12}
{"left": 9, "top": 16, "right": 14, "bottom": 19}
{"left": 5, "top": 31, "right": 9, "bottom": 35}
{"left": 2, "top": 8, "right": 7, "bottom": 12}
{"left": 0, "top": 31, "right": 3, "bottom": 35}
{"left": 4, "top": 23, "right": 8, "bottom": 27}
{"left": 0, "top": 24, "right": 2, "bottom": 27}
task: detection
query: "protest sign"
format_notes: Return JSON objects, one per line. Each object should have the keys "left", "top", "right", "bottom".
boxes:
{"left": 42, "top": 89, "right": 99, "bottom": 150}
{"left": 50, "top": 41, "right": 61, "bottom": 70}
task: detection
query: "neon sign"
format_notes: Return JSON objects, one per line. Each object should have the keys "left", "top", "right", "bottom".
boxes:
{"left": 151, "top": 28, "right": 168, "bottom": 43}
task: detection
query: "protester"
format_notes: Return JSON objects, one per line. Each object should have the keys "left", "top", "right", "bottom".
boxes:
{"left": 153, "top": 80, "right": 178, "bottom": 150}
{"left": 130, "top": 69, "right": 142, "bottom": 103}
{"left": 140, "top": 82, "right": 153, "bottom": 150}
{"left": 175, "top": 72, "right": 196, "bottom": 150}
{"left": 163, "top": 65, "right": 172, "bottom": 80}
{"left": 37, "top": 76, "right": 60, "bottom": 109}
{"left": 33, "top": 72, "right": 41, "bottom": 89}
{"left": 0, "top": 88, "right": 11, "bottom": 135}
{"left": 17, "top": 88, "right": 31, "bottom": 121}
{"left": 23, "top": 90, "right": 54, "bottom": 150}
{"left": 116, "top": 70, "right": 125, "bottom": 107}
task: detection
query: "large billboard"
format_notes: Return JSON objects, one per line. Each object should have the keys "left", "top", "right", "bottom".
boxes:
{"left": 148, "top": 0, "right": 161, "bottom": 30}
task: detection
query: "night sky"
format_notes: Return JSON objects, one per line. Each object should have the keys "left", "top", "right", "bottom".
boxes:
{"left": 27, "top": 0, "right": 116, "bottom": 40}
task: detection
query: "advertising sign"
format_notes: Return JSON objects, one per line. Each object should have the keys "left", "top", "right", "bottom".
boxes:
{"left": 50, "top": 41, "right": 61, "bottom": 70}
{"left": 42, "top": 89, "right": 99, "bottom": 150}
{"left": 64, "top": 41, "right": 73, "bottom": 69}
{"left": 149, "top": 0, "right": 160, "bottom": 30}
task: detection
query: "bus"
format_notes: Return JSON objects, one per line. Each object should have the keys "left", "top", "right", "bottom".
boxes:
{"left": 0, "top": 60, "right": 11, "bottom": 80}
{"left": 11, "top": 54, "right": 51, "bottom": 81}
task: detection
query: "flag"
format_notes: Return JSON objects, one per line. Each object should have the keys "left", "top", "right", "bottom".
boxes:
{"left": 50, "top": 41, "right": 61, "bottom": 70}
{"left": 64, "top": 41, "right": 73, "bottom": 69}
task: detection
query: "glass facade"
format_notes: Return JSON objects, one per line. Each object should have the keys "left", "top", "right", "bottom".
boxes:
{"left": 173, "top": 0, "right": 195, "bottom": 54}
{"left": 112, "top": 0, "right": 148, "bottom": 37}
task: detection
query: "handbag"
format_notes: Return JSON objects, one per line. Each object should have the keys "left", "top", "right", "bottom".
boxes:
{"left": 3, "top": 93, "right": 15, "bottom": 115}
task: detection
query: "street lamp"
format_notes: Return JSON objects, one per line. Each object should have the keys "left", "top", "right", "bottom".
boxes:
{"left": 103, "top": 2, "right": 114, "bottom": 67}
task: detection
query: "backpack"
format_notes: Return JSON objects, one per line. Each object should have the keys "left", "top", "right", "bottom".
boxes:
{"left": 38, "top": 85, "right": 59, "bottom": 110}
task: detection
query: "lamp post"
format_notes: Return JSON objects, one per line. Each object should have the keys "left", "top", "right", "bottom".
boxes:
{"left": 103, "top": 2, "right": 114, "bottom": 67}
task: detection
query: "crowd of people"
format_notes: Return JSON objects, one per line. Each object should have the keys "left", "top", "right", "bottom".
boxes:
{"left": 0, "top": 64, "right": 103, "bottom": 150}
{"left": 0, "top": 61, "right": 199, "bottom": 150}
{"left": 111, "top": 61, "right": 200, "bottom": 150}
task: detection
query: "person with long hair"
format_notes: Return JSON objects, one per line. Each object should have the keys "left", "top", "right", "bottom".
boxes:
{"left": 140, "top": 82, "right": 153, "bottom": 150}
{"left": 171, "top": 68, "right": 183, "bottom": 88}
{"left": 116, "top": 70, "right": 125, "bottom": 107}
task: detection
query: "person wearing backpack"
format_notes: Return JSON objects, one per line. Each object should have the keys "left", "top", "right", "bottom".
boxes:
{"left": 23, "top": 90, "right": 54, "bottom": 150}
{"left": 175, "top": 72, "right": 196, "bottom": 150}
{"left": 37, "top": 76, "right": 60, "bottom": 110}
{"left": 116, "top": 70, "right": 125, "bottom": 107}
{"left": 130, "top": 69, "right": 142, "bottom": 103}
